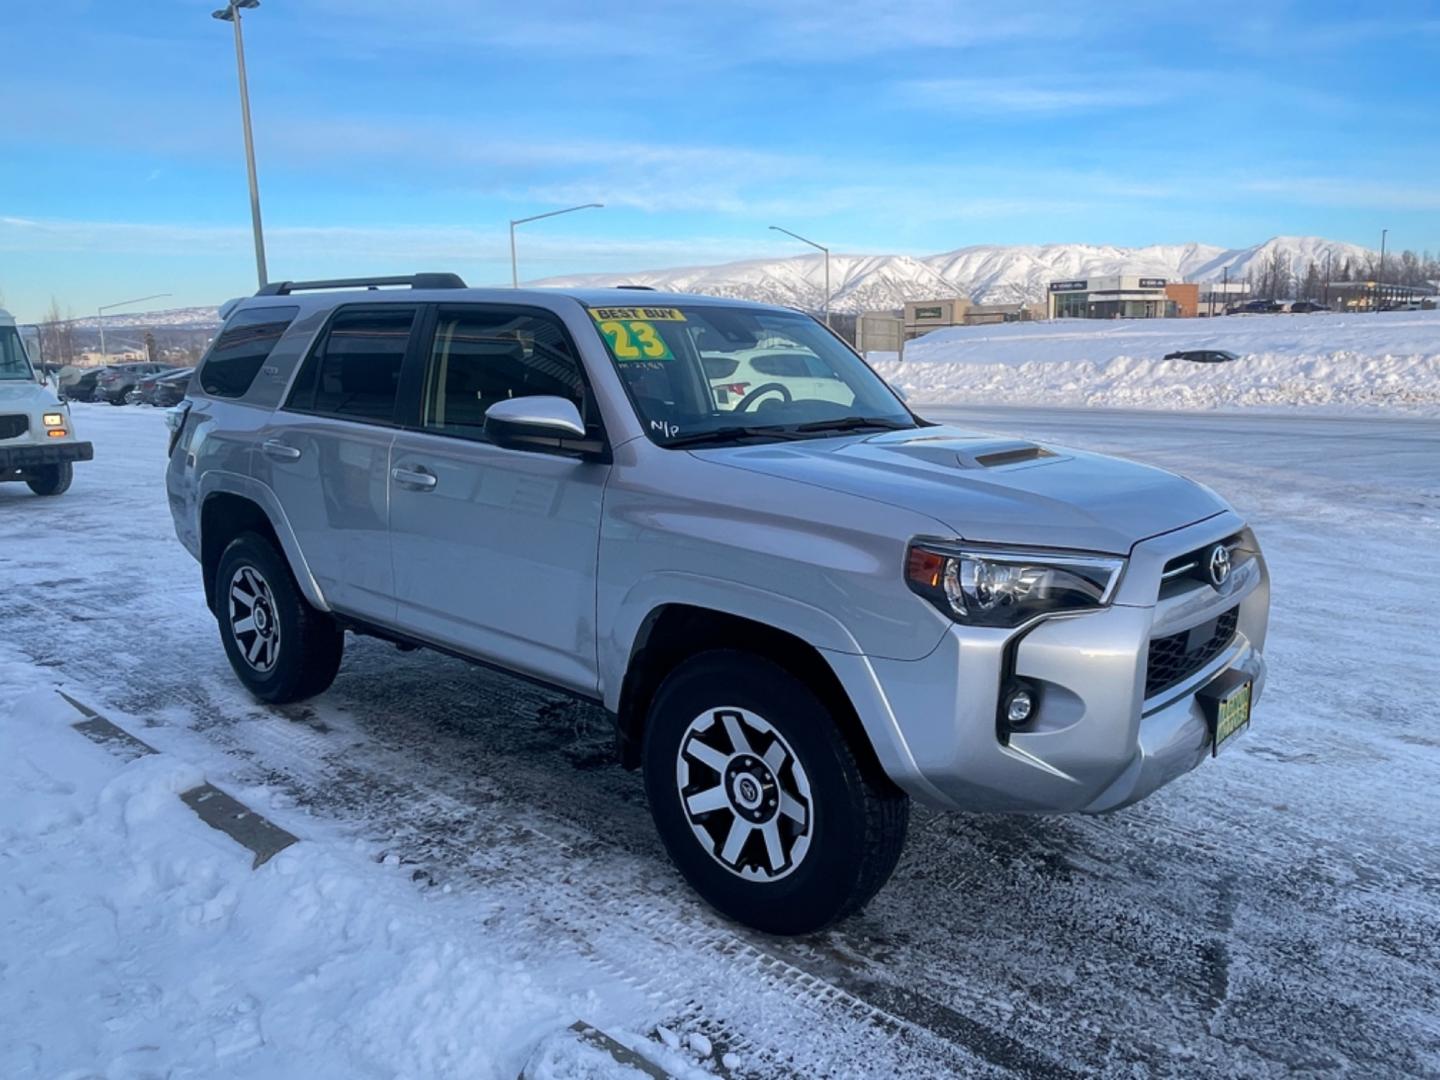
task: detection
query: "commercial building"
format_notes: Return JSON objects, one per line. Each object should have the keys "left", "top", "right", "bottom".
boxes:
{"left": 1198, "top": 282, "right": 1250, "bottom": 316}
{"left": 1324, "top": 280, "right": 1438, "bottom": 311}
{"left": 1047, "top": 275, "right": 1183, "bottom": 319}
{"left": 902, "top": 297, "right": 1038, "bottom": 337}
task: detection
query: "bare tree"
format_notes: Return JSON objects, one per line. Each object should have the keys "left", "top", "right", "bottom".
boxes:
{"left": 39, "top": 298, "right": 76, "bottom": 366}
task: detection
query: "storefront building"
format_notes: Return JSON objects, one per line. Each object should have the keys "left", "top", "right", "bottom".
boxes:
{"left": 1048, "top": 276, "right": 1178, "bottom": 319}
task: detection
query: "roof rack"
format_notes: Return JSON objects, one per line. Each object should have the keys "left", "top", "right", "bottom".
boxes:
{"left": 615, "top": 284, "right": 656, "bottom": 291}
{"left": 256, "top": 273, "right": 467, "bottom": 297}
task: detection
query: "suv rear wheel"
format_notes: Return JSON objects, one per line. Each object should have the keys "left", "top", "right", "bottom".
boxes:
{"left": 642, "top": 650, "right": 909, "bottom": 935}
{"left": 215, "top": 532, "right": 344, "bottom": 704}
{"left": 26, "top": 463, "right": 73, "bottom": 496}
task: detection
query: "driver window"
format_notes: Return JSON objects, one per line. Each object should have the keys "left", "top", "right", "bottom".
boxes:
{"left": 421, "top": 306, "right": 585, "bottom": 441}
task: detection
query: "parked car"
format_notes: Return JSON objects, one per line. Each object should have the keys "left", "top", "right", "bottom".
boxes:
{"left": 0, "top": 309, "right": 94, "bottom": 495}
{"left": 167, "top": 274, "right": 1271, "bottom": 935}
{"left": 126, "top": 367, "right": 192, "bottom": 405}
{"left": 1229, "top": 299, "right": 1284, "bottom": 315}
{"left": 95, "top": 361, "right": 170, "bottom": 404}
{"left": 60, "top": 366, "right": 106, "bottom": 402}
{"left": 704, "top": 348, "right": 853, "bottom": 411}
{"left": 1163, "top": 349, "right": 1240, "bottom": 363}
{"left": 146, "top": 367, "right": 194, "bottom": 407}
{"left": 1288, "top": 300, "right": 1330, "bottom": 313}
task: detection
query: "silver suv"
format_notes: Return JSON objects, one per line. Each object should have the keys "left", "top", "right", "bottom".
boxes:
{"left": 166, "top": 274, "right": 1270, "bottom": 934}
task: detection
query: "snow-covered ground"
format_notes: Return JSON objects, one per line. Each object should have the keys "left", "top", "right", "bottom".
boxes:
{"left": 872, "top": 309, "right": 1440, "bottom": 413}
{"left": 2, "top": 403, "right": 1438, "bottom": 1078}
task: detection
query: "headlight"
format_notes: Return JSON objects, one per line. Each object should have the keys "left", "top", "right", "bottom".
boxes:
{"left": 43, "top": 413, "right": 65, "bottom": 426}
{"left": 905, "top": 543, "right": 1124, "bottom": 628}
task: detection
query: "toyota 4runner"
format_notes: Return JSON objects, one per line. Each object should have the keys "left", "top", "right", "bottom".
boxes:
{"left": 1, "top": 309, "right": 94, "bottom": 496}
{"left": 166, "top": 274, "right": 1270, "bottom": 934}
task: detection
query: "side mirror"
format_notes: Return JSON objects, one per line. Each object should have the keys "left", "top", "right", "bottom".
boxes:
{"left": 484, "top": 396, "right": 595, "bottom": 455}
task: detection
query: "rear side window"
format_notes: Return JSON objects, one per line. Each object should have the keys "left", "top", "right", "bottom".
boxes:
{"left": 286, "top": 307, "right": 416, "bottom": 424}
{"left": 199, "top": 305, "right": 299, "bottom": 398}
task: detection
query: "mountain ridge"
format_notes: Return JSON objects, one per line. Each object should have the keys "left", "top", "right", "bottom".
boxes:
{"left": 536, "top": 235, "right": 1379, "bottom": 312}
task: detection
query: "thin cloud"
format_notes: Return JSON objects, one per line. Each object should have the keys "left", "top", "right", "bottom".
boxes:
{"left": 897, "top": 76, "right": 1171, "bottom": 115}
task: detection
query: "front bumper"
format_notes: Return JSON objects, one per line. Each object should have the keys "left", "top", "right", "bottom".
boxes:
{"left": 0, "top": 441, "right": 95, "bottom": 471}
{"left": 833, "top": 513, "right": 1270, "bottom": 814}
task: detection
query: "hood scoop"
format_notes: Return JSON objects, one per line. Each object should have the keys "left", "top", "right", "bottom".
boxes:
{"left": 966, "top": 441, "right": 1058, "bottom": 469}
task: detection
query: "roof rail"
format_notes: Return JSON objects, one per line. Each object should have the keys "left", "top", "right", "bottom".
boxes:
{"left": 615, "top": 284, "right": 656, "bottom": 291}
{"left": 256, "top": 273, "right": 467, "bottom": 296}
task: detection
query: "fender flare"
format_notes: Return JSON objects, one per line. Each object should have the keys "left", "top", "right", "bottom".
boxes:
{"left": 603, "top": 571, "right": 867, "bottom": 713}
{"left": 198, "top": 470, "right": 330, "bottom": 612}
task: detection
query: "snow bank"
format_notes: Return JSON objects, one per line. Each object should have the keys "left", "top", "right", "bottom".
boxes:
{"left": 871, "top": 309, "right": 1440, "bottom": 412}
{"left": 0, "top": 646, "right": 680, "bottom": 1079}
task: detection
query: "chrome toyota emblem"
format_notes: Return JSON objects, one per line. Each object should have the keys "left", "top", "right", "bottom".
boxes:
{"left": 1207, "top": 544, "right": 1232, "bottom": 587}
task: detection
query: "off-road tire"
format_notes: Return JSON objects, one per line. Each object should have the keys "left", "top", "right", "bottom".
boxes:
{"left": 26, "top": 463, "right": 73, "bottom": 496}
{"left": 215, "top": 531, "right": 344, "bottom": 704}
{"left": 643, "top": 649, "right": 909, "bottom": 935}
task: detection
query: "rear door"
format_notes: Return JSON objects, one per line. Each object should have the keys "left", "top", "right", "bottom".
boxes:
{"left": 257, "top": 304, "right": 419, "bottom": 623}
{"left": 388, "top": 303, "right": 610, "bottom": 694}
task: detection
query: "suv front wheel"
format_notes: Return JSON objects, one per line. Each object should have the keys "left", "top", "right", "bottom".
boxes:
{"left": 215, "top": 532, "right": 344, "bottom": 704}
{"left": 642, "top": 650, "right": 909, "bottom": 935}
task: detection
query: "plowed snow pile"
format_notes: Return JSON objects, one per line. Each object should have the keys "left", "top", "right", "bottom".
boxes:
{"left": 871, "top": 309, "right": 1440, "bottom": 412}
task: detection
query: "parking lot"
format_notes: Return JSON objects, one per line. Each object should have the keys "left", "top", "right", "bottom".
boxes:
{"left": 2, "top": 402, "right": 1438, "bottom": 1077}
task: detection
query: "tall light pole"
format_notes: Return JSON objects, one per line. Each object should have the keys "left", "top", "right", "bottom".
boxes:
{"left": 213, "top": 0, "right": 268, "bottom": 289}
{"left": 509, "top": 203, "right": 604, "bottom": 287}
{"left": 1377, "top": 228, "right": 1388, "bottom": 312}
{"left": 770, "top": 225, "right": 831, "bottom": 326}
{"left": 97, "top": 294, "right": 172, "bottom": 361}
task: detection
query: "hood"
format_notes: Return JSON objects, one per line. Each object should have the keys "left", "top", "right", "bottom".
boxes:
{"left": 694, "top": 425, "right": 1227, "bottom": 554}
{"left": 0, "top": 381, "right": 57, "bottom": 408}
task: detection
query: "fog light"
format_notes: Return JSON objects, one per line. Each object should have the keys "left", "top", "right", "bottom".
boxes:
{"left": 1006, "top": 690, "right": 1034, "bottom": 725}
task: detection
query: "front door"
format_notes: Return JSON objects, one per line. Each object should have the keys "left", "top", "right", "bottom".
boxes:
{"left": 388, "top": 303, "right": 609, "bottom": 695}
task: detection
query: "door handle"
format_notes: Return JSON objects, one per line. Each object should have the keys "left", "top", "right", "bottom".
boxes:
{"left": 262, "top": 439, "right": 302, "bottom": 462}
{"left": 391, "top": 466, "right": 438, "bottom": 491}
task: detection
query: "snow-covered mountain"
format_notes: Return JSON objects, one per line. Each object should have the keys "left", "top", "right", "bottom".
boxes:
{"left": 68, "top": 306, "right": 221, "bottom": 329}
{"left": 536, "top": 236, "right": 1378, "bottom": 312}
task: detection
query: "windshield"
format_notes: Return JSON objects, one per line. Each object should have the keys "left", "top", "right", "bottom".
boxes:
{"left": 588, "top": 303, "right": 914, "bottom": 446}
{"left": 0, "top": 326, "right": 36, "bottom": 381}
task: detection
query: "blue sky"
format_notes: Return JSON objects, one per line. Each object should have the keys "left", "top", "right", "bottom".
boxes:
{"left": 2, "top": 0, "right": 1438, "bottom": 321}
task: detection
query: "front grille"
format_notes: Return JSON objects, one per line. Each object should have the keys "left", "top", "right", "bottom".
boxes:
{"left": 1145, "top": 607, "right": 1239, "bottom": 698}
{"left": 0, "top": 414, "right": 29, "bottom": 440}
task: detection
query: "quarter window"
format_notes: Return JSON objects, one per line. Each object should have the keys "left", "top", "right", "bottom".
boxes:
{"left": 287, "top": 307, "right": 416, "bottom": 423}
{"left": 420, "top": 307, "right": 586, "bottom": 441}
{"left": 198, "top": 305, "right": 299, "bottom": 398}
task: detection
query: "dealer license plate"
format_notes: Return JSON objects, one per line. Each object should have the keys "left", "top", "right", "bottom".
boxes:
{"left": 1211, "top": 680, "right": 1252, "bottom": 755}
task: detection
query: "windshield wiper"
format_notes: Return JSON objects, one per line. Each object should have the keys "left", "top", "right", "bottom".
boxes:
{"left": 661, "top": 425, "right": 805, "bottom": 449}
{"left": 792, "top": 416, "right": 915, "bottom": 435}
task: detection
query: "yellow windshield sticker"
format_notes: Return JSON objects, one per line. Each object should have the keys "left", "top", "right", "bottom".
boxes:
{"left": 598, "top": 319, "right": 673, "bottom": 361}
{"left": 589, "top": 306, "right": 687, "bottom": 322}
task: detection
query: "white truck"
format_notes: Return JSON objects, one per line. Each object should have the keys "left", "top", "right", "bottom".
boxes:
{"left": 0, "top": 309, "right": 93, "bottom": 496}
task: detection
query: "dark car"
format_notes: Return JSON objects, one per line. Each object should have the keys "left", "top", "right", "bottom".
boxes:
{"left": 1163, "top": 349, "right": 1240, "bottom": 363}
{"left": 61, "top": 366, "right": 108, "bottom": 402}
{"left": 95, "top": 362, "right": 169, "bottom": 405}
{"left": 126, "top": 366, "right": 192, "bottom": 405}
{"left": 1289, "top": 301, "right": 1330, "bottom": 313}
{"left": 146, "top": 367, "right": 194, "bottom": 407}
{"left": 1229, "top": 299, "right": 1283, "bottom": 315}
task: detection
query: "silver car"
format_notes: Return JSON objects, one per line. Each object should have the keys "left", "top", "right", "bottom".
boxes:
{"left": 166, "top": 274, "right": 1270, "bottom": 934}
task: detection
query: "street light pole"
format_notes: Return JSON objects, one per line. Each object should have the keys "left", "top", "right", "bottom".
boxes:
{"left": 1377, "top": 228, "right": 1388, "bottom": 312}
{"left": 213, "top": 0, "right": 268, "bottom": 288}
{"left": 97, "top": 293, "right": 172, "bottom": 361}
{"left": 769, "top": 226, "right": 831, "bottom": 326}
{"left": 508, "top": 203, "right": 604, "bottom": 287}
